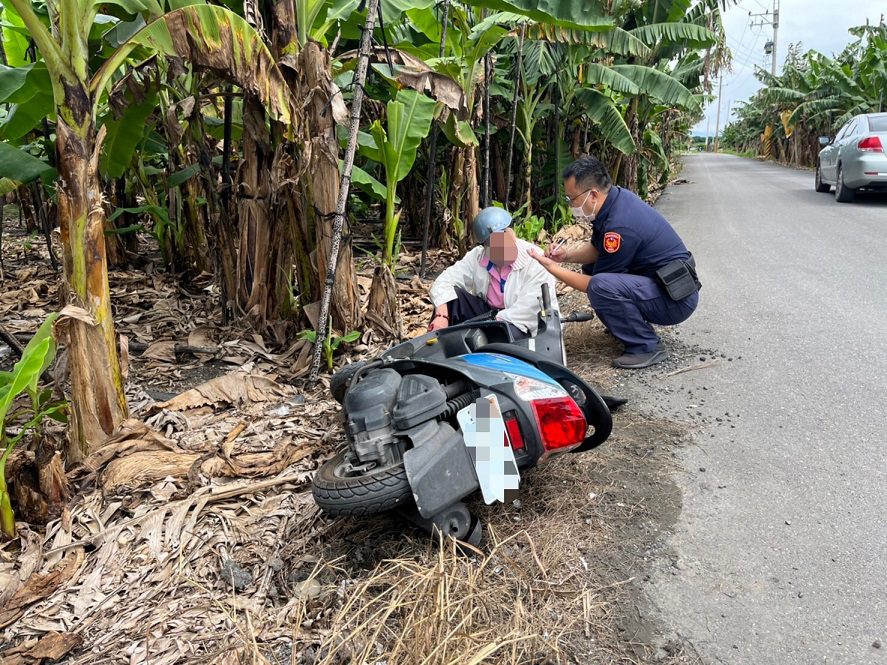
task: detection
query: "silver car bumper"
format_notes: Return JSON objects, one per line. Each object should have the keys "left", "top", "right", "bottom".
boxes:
{"left": 843, "top": 152, "right": 887, "bottom": 188}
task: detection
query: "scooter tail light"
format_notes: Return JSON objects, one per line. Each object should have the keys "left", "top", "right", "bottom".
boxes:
{"left": 531, "top": 397, "right": 586, "bottom": 452}
{"left": 857, "top": 136, "right": 883, "bottom": 152}
{"left": 503, "top": 411, "right": 525, "bottom": 451}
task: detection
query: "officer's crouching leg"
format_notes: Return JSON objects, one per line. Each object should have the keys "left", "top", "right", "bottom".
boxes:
{"left": 586, "top": 273, "right": 661, "bottom": 354}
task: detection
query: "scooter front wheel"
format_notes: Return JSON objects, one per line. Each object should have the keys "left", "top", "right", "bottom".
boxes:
{"left": 312, "top": 451, "right": 412, "bottom": 516}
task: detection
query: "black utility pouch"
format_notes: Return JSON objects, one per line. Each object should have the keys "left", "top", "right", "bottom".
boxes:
{"left": 656, "top": 259, "right": 699, "bottom": 301}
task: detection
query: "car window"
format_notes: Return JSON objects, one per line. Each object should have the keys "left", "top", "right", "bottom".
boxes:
{"left": 835, "top": 122, "right": 851, "bottom": 141}
{"left": 868, "top": 116, "right": 887, "bottom": 132}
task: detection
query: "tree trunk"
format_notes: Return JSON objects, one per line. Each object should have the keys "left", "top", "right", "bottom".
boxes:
{"left": 621, "top": 98, "right": 640, "bottom": 190}
{"left": 464, "top": 144, "right": 480, "bottom": 230}
{"left": 299, "top": 41, "right": 360, "bottom": 333}
{"left": 236, "top": 97, "right": 274, "bottom": 321}
{"left": 523, "top": 136, "right": 533, "bottom": 210}
{"left": 56, "top": 114, "right": 128, "bottom": 462}
{"left": 367, "top": 263, "right": 400, "bottom": 341}
{"left": 492, "top": 139, "right": 506, "bottom": 203}
{"left": 309, "top": 0, "right": 381, "bottom": 380}
{"left": 571, "top": 122, "right": 581, "bottom": 159}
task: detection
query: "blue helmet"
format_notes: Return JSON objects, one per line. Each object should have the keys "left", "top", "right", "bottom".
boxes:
{"left": 472, "top": 206, "right": 512, "bottom": 244}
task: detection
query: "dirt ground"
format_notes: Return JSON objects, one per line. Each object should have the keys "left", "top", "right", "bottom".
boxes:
{"left": 0, "top": 216, "right": 705, "bottom": 665}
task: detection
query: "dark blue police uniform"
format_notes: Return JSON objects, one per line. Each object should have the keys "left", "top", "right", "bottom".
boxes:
{"left": 581, "top": 187, "right": 698, "bottom": 354}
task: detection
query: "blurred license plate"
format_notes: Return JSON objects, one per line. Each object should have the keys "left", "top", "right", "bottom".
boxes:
{"left": 457, "top": 394, "right": 520, "bottom": 504}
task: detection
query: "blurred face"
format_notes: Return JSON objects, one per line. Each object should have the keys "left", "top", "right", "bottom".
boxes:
{"left": 488, "top": 229, "right": 518, "bottom": 266}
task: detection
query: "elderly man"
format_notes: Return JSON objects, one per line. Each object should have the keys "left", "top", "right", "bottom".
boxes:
{"left": 428, "top": 207, "right": 557, "bottom": 339}
{"left": 530, "top": 156, "right": 700, "bottom": 369}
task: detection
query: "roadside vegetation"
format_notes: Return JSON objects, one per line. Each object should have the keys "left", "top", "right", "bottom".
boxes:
{"left": 721, "top": 20, "right": 887, "bottom": 167}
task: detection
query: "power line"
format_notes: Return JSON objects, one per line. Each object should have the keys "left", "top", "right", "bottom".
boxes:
{"left": 749, "top": 0, "right": 780, "bottom": 75}
{"left": 727, "top": 34, "right": 769, "bottom": 63}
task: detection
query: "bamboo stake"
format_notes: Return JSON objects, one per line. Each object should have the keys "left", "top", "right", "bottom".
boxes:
{"left": 309, "top": 0, "right": 380, "bottom": 383}
{"left": 504, "top": 24, "right": 525, "bottom": 207}
{"left": 419, "top": 0, "right": 450, "bottom": 278}
{"left": 482, "top": 52, "right": 492, "bottom": 207}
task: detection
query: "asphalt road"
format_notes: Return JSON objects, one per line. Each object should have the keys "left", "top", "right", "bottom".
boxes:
{"left": 642, "top": 154, "right": 887, "bottom": 664}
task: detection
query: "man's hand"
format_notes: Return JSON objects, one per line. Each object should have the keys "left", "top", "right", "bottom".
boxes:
{"left": 428, "top": 308, "right": 450, "bottom": 332}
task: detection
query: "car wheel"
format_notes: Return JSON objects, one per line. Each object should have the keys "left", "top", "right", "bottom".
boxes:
{"left": 815, "top": 163, "right": 830, "bottom": 193}
{"left": 835, "top": 164, "right": 855, "bottom": 203}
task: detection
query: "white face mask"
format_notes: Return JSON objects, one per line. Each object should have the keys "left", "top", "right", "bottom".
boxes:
{"left": 571, "top": 191, "right": 598, "bottom": 222}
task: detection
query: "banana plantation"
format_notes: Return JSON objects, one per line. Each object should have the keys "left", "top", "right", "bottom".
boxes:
{"left": 1, "top": 0, "right": 732, "bottom": 661}
{"left": 721, "top": 20, "right": 887, "bottom": 166}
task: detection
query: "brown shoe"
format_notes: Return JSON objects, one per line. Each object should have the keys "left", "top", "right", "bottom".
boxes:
{"left": 613, "top": 349, "right": 668, "bottom": 369}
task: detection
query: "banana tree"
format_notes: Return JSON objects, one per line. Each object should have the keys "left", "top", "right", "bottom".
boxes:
{"left": 288, "top": 0, "right": 363, "bottom": 332}
{"left": 0, "top": 314, "right": 63, "bottom": 538}
{"left": 724, "top": 23, "right": 887, "bottom": 168}
{"left": 612, "top": 0, "right": 723, "bottom": 188}
{"left": 354, "top": 88, "right": 436, "bottom": 338}
{"left": 2, "top": 0, "right": 297, "bottom": 460}
{"left": 365, "top": 89, "right": 437, "bottom": 265}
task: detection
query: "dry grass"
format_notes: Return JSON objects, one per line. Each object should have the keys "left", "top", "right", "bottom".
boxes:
{"left": 267, "top": 422, "right": 690, "bottom": 665}
{"left": 298, "top": 533, "right": 571, "bottom": 665}
{"left": 1, "top": 224, "right": 700, "bottom": 665}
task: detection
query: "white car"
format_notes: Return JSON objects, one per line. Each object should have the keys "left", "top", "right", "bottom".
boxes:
{"left": 816, "top": 112, "right": 887, "bottom": 202}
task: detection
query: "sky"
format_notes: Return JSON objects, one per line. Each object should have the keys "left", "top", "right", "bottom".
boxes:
{"left": 692, "top": 0, "right": 887, "bottom": 137}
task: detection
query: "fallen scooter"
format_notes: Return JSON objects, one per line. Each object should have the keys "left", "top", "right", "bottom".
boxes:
{"left": 311, "top": 286, "right": 618, "bottom": 545}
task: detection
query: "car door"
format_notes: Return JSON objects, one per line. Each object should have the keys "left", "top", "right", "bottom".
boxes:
{"left": 834, "top": 118, "right": 860, "bottom": 178}
{"left": 822, "top": 120, "right": 851, "bottom": 181}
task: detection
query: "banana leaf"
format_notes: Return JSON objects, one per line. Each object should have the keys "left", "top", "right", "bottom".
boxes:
{"left": 574, "top": 88, "right": 636, "bottom": 155}
{"left": 93, "top": 5, "right": 297, "bottom": 127}
{"left": 466, "top": 0, "right": 614, "bottom": 31}
{"left": 0, "top": 4, "right": 30, "bottom": 67}
{"left": 610, "top": 64, "right": 700, "bottom": 110}
{"left": 0, "top": 141, "right": 55, "bottom": 195}
{"left": 629, "top": 22, "right": 717, "bottom": 49}
{"left": 375, "top": 89, "right": 437, "bottom": 184}
{"left": 101, "top": 90, "right": 159, "bottom": 178}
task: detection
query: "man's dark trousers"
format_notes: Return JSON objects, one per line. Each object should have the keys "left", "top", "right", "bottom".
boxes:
{"left": 438, "top": 286, "right": 529, "bottom": 340}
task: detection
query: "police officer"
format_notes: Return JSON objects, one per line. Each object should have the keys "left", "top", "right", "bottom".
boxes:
{"left": 529, "top": 156, "right": 699, "bottom": 369}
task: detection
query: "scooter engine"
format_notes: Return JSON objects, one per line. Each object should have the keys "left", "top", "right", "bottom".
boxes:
{"left": 343, "top": 370, "right": 448, "bottom": 468}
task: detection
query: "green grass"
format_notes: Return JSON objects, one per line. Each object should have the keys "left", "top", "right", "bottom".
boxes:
{"left": 718, "top": 148, "right": 756, "bottom": 158}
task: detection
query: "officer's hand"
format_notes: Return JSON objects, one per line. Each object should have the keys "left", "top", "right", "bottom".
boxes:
{"left": 427, "top": 313, "right": 450, "bottom": 332}
{"left": 545, "top": 241, "right": 569, "bottom": 263}
{"left": 529, "top": 249, "right": 556, "bottom": 270}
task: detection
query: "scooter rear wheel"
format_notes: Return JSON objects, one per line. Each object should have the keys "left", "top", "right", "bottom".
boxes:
{"left": 330, "top": 360, "right": 370, "bottom": 403}
{"left": 312, "top": 451, "right": 412, "bottom": 516}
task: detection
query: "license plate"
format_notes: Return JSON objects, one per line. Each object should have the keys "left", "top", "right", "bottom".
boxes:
{"left": 457, "top": 393, "right": 520, "bottom": 504}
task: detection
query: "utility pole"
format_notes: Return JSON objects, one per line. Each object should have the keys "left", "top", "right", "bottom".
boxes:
{"left": 771, "top": 0, "right": 779, "bottom": 75}
{"left": 713, "top": 74, "right": 723, "bottom": 153}
{"left": 750, "top": 0, "right": 780, "bottom": 75}
{"left": 705, "top": 115, "right": 711, "bottom": 152}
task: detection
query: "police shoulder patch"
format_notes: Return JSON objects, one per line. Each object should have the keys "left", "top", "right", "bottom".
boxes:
{"left": 603, "top": 232, "right": 622, "bottom": 253}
